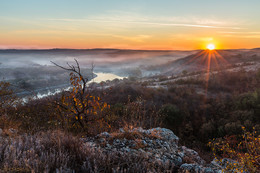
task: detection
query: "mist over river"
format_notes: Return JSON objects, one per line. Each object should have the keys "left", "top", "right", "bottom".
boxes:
{"left": 24, "top": 72, "right": 124, "bottom": 100}
{"left": 0, "top": 49, "right": 193, "bottom": 101}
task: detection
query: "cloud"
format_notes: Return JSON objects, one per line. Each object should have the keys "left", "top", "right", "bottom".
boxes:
{"left": 218, "top": 31, "right": 260, "bottom": 38}
{"left": 218, "top": 31, "right": 260, "bottom": 34}
{"left": 112, "top": 34, "right": 151, "bottom": 42}
{"left": 221, "top": 34, "right": 260, "bottom": 38}
{"left": 45, "top": 17, "right": 242, "bottom": 30}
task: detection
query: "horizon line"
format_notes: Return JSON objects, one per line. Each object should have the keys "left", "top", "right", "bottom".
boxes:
{"left": 0, "top": 47, "right": 259, "bottom": 52}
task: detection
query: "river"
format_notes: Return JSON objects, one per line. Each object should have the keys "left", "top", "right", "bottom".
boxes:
{"left": 91, "top": 72, "right": 124, "bottom": 83}
{"left": 32, "top": 72, "right": 124, "bottom": 99}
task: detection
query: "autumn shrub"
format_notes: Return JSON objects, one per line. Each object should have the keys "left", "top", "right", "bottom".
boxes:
{"left": 0, "top": 116, "right": 20, "bottom": 133}
{"left": 52, "top": 60, "right": 110, "bottom": 134}
{"left": 0, "top": 81, "right": 17, "bottom": 116}
{"left": 3, "top": 97, "right": 61, "bottom": 133}
{"left": 159, "top": 104, "right": 183, "bottom": 133}
{"left": 174, "top": 77, "right": 204, "bottom": 86}
{"left": 119, "top": 97, "right": 163, "bottom": 129}
{"left": 0, "top": 81, "right": 21, "bottom": 133}
{"left": 208, "top": 126, "right": 260, "bottom": 172}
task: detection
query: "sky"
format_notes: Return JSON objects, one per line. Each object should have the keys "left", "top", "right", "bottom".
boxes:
{"left": 0, "top": 0, "right": 260, "bottom": 50}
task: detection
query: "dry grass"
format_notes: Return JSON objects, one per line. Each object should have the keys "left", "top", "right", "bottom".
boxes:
{"left": 111, "top": 126, "right": 162, "bottom": 140}
{"left": 0, "top": 130, "right": 176, "bottom": 172}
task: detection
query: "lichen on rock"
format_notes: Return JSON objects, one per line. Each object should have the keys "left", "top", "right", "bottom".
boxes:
{"left": 83, "top": 127, "right": 222, "bottom": 173}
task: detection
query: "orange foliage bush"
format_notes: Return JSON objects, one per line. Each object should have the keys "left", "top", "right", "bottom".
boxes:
{"left": 209, "top": 126, "right": 260, "bottom": 172}
{"left": 53, "top": 60, "right": 110, "bottom": 132}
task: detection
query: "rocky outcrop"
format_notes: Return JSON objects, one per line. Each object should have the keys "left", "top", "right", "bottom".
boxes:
{"left": 83, "top": 127, "right": 223, "bottom": 173}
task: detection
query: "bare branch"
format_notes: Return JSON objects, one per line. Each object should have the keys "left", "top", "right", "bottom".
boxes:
{"left": 75, "top": 59, "right": 80, "bottom": 74}
{"left": 51, "top": 59, "right": 107, "bottom": 129}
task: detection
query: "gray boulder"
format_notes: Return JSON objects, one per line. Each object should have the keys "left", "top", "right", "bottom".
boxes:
{"left": 179, "top": 164, "right": 203, "bottom": 173}
{"left": 180, "top": 146, "right": 206, "bottom": 165}
{"left": 83, "top": 127, "right": 222, "bottom": 173}
{"left": 179, "top": 163, "right": 218, "bottom": 173}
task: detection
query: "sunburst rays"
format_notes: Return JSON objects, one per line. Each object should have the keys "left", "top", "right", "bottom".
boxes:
{"left": 171, "top": 49, "right": 230, "bottom": 101}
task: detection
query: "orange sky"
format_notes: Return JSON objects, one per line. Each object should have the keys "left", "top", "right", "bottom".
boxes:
{"left": 1, "top": 1, "right": 260, "bottom": 50}
{"left": 1, "top": 29, "right": 259, "bottom": 50}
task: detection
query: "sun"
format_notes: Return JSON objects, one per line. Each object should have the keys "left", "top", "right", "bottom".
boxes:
{"left": 207, "top": 44, "right": 215, "bottom": 50}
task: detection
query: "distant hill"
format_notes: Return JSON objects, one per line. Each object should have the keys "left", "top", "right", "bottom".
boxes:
{"left": 0, "top": 48, "right": 186, "bottom": 55}
{"left": 152, "top": 49, "right": 260, "bottom": 75}
{"left": 0, "top": 49, "right": 196, "bottom": 62}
